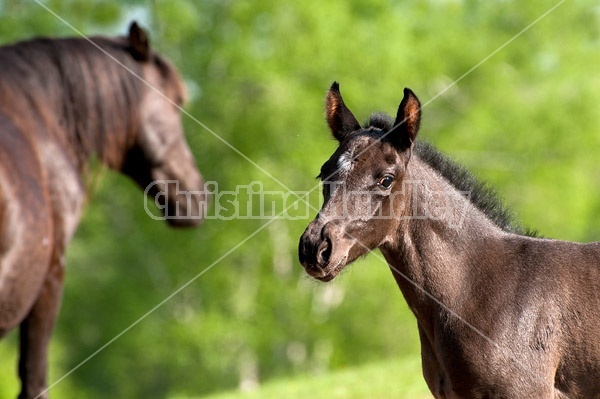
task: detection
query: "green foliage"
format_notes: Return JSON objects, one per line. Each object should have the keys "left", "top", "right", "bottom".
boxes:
{"left": 193, "top": 356, "right": 430, "bottom": 399}
{"left": 0, "top": 1, "right": 599, "bottom": 398}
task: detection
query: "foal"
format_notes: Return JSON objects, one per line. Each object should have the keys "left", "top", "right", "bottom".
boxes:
{"left": 299, "top": 82, "right": 600, "bottom": 398}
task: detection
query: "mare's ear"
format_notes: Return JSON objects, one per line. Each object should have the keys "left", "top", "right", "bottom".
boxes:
{"left": 388, "top": 88, "right": 421, "bottom": 150}
{"left": 128, "top": 21, "right": 150, "bottom": 62}
{"left": 325, "top": 82, "right": 361, "bottom": 142}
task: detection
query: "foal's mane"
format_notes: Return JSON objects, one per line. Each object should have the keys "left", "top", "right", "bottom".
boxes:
{"left": 366, "top": 113, "right": 534, "bottom": 236}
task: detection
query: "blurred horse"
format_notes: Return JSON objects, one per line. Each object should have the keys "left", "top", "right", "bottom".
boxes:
{"left": 0, "top": 22, "right": 206, "bottom": 398}
{"left": 299, "top": 82, "right": 600, "bottom": 398}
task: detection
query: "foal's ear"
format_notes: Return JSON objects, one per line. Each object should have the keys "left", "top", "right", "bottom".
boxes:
{"left": 128, "top": 21, "right": 150, "bottom": 62}
{"left": 388, "top": 88, "right": 421, "bottom": 150}
{"left": 325, "top": 82, "right": 361, "bottom": 142}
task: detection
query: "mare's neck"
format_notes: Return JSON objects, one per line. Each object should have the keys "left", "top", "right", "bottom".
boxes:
{"left": 2, "top": 38, "right": 141, "bottom": 171}
{"left": 55, "top": 41, "right": 141, "bottom": 171}
{"left": 380, "top": 157, "right": 510, "bottom": 323}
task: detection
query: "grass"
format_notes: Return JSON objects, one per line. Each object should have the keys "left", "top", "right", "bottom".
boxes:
{"left": 188, "top": 356, "right": 432, "bottom": 399}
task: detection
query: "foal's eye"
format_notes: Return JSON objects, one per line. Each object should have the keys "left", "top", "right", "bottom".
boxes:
{"left": 377, "top": 175, "right": 394, "bottom": 189}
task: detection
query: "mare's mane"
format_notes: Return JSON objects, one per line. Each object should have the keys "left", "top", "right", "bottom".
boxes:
{"left": 0, "top": 35, "right": 180, "bottom": 168}
{"left": 366, "top": 113, "right": 534, "bottom": 236}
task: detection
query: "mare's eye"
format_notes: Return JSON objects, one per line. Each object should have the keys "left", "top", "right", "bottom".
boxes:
{"left": 378, "top": 175, "right": 394, "bottom": 189}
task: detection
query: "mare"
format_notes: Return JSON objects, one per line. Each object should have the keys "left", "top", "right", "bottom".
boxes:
{"left": 299, "top": 82, "right": 600, "bottom": 398}
{"left": 0, "top": 23, "right": 206, "bottom": 398}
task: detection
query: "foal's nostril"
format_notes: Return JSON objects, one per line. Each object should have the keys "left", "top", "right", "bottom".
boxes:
{"left": 317, "top": 238, "right": 332, "bottom": 267}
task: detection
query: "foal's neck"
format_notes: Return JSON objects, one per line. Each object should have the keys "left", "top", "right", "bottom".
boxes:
{"left": 380, "top": 157, "right": 509, "bottom": 318}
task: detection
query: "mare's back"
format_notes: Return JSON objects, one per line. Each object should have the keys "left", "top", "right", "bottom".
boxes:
{"left": 0, "top": 38, "right": 75, "bottom": 114}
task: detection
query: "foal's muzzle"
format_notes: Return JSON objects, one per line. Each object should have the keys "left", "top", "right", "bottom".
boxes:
{"left": 298, "top": 220, "right": 347, "bottom": 282}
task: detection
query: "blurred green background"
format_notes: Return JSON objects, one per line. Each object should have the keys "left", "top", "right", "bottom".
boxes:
{"left": 0, "top": 1, "right": 599, "bottom": 398}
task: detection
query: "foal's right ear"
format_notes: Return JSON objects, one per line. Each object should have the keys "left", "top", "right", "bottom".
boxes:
{"left": 388, "top": 88, "right": 421, "bottom": 150}
{"left": 325, "top": 82, "right": 361, "bottom": 142}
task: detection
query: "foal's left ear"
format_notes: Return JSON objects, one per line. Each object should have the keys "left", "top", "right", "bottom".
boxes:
{"left": 128, "top": 21, "right": 150, "bottom": 62}
{"left": 388, "top": 88, "right": 421, "bottom": 150}
{"left": 325, "top": 82, "right": 361, "bottom": 142}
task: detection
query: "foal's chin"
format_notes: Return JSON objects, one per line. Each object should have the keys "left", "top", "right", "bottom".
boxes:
{"left": 302, "top": 240, "right": 371, "bottom": 282}
{"left": 304, "top": 254, "right": 349, "bottom": 282}
{"left": 299, "top": 227, "right": 372, "bottom": 282}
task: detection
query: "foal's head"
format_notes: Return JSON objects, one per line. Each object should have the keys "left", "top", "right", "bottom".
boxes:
{"left": 120, "top": 23, "right": 206, "bottom": 227}
{"left": 299, "top": 82, "right": 421, "bottom": 281}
